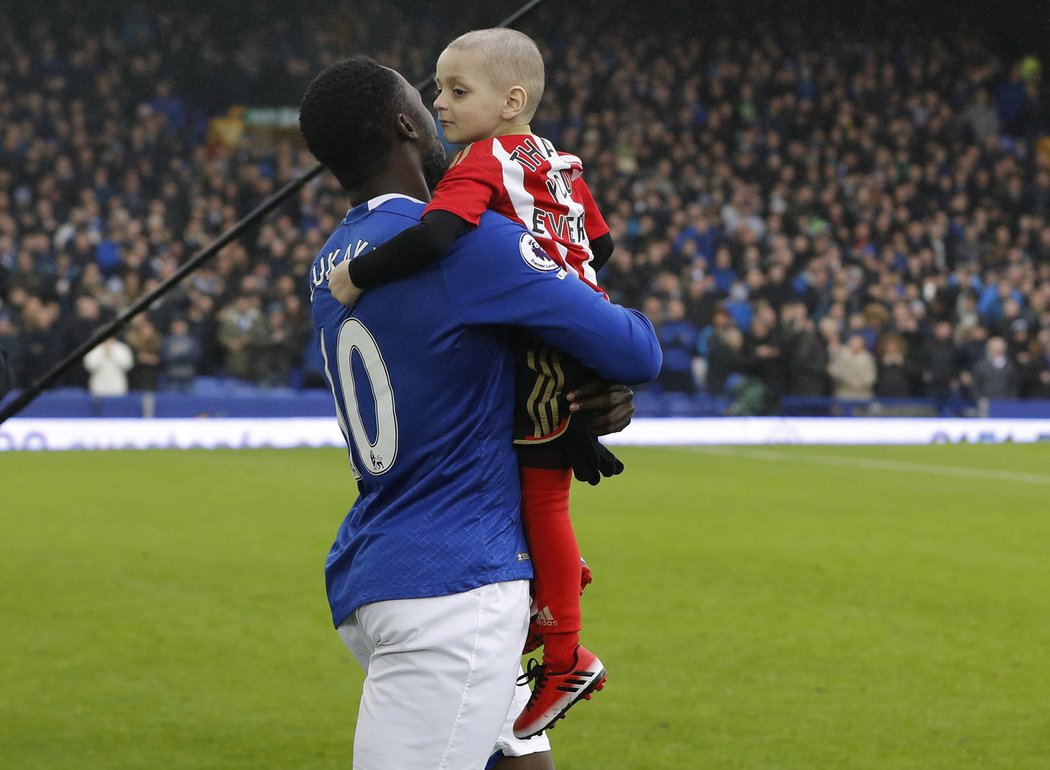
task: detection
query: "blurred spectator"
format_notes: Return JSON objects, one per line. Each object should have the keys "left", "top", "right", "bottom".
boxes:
{"left": 967, "top": 336, "right": 1020, "bottom": 399}
{"left": 124, "top": 315, "right": 162, "bottom": 391}
{"left": 83, "top": 338, "right": 134, "bottom": 397}
{"left": 185, "top": 291, "right": 223, "bottom": 376}
{"left": 20, "top": 297, "right": 64, "bottom": 387}
{"left": 780, "top": 300, "right": 827, "bottom": 396}
{"left": 278, "top": 292, "right": 314, "bottom": 383}
{"left": 703, "top": 309, "right": 742, "bottom": 395}
{"left": 740, "top": 305, "right": 784, "bottom": 412}
{"left": 217, "top": 294, "right": 268, "bottom": 381}
{"left": 828, "top": 334, "right": 877, "bottom": 400}
{"left": 0, "top": 312, "right": 23, "bottom": 388}
{"left": 160, "top": 318, "right": 202, "bottom": 391}
{"left": 920, "top": 320, "right": 962, "bottom": 399}
{"left": 260, "top": 307, "right": 296, "bottom": 388}
{"left": 958, "top": 324, "right": 991, "bottom": 376}
{"left": 996, "top": 63, "right": 1030, "bottom": 137}
{"left": 874, "top": 334, "right": 913, "bottom": 398}
{"left": 60, "top": 295, "right": 111, "bottom": 388}
{"left": 962, "top": 90, "right": 1000, "bottom": 142}
{"left": 655, "top": 298, "right": 698, "bottom": 393}
{"left": 1018, "top": 332, "right": 1050, "bottom": 398}
{"left": 600, "top": 249, "right": 647, "bottom": 308}
{"left": 723, "top": 282, "right": 753, "bottom": 333}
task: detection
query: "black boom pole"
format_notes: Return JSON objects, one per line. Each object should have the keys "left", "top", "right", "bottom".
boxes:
{"left": 0, "top": 0, "right": 545, "bottom": 426}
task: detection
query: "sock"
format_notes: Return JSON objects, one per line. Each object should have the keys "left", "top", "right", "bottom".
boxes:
{"left": 519, "top": 466, "right": 582, "bottom": 673}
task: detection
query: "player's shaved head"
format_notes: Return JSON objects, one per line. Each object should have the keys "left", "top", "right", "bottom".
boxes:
{"left": 300, "top": 57, "right": 448, "bottom": 195}
{"left": 299, "top": 58, "right": 407, "bottom": 191}
{"left": 445, "top": 28, "right": 545, "bottom": 119}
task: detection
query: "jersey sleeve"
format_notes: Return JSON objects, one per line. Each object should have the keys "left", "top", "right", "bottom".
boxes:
{"left": 443, "top": 216, "right": 662, "bottom": 385}
{"left": 576, "top": 177, "right": 610, "bottom": 241}
{"left": 423, "top": 144, "right": 502, "bottom": 227}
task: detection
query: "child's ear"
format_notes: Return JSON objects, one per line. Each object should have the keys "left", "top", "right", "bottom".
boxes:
{"left": 503, "top": 86, "right": 528, "bottom": 120}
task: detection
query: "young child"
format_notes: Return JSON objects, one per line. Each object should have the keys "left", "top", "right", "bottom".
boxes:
{"left": 328, "top": 28, "right": 620, "bottom": 739}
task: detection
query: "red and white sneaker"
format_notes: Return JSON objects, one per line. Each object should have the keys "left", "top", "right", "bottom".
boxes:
{"left": 512, "top": 646, "right": 607, "bottom": 739}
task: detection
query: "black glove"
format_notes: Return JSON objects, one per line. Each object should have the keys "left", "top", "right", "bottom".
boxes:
{"left": 560, "top": 410, "right": 625, "bottom": 486}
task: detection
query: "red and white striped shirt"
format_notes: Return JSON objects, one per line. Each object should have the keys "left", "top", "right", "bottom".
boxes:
{"left": 424, "top": 134, "right": 609, "bottom": 293}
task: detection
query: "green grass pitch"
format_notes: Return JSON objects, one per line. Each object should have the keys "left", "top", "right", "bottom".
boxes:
{"left": 3, "top": 444, "right": 1049, "bottom": 769}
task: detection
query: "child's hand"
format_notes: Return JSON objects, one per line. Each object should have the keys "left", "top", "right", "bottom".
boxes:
{"left": 329, "top": 261, "right": 364, "bottom": 307}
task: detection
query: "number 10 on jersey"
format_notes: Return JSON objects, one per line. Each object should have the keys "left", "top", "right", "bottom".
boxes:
{"left": 320, "top": 317, "right": 399, "bottom": 479}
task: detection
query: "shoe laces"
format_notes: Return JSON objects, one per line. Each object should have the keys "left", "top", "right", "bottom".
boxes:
{"left": 517, "top": 657, "right": 547, "bottom": 691}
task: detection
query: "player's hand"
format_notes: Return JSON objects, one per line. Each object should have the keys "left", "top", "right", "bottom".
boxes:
{"left": 566, "top": 380, "right": 634, "bottom": 436}
{"left": 329, "top": 260, "right": 364, "bottom": 307}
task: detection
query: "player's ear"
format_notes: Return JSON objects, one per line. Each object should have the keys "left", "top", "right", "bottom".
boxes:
{"left": 397, "top": 113, "right": 418, "bottom": 140}
{"left": 503, "top": 86, "right": 527, "bottom": 120}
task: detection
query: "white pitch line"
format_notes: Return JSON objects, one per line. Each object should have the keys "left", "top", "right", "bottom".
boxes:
{"left": 681, "top": 446, "right": 1050, "bottom": 486}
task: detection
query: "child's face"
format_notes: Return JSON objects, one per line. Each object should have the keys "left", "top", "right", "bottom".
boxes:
{"left": 433, "top": 48, "right": 511, "bottom": 144}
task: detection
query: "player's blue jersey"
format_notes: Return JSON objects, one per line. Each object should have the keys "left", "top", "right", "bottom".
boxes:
{"left": 311, "top": 194, "right": 661, "bottom": 627}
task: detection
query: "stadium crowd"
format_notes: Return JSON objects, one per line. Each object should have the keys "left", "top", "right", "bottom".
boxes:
{"left": 1, "top": 0, "right": 1049, "bottom": 413}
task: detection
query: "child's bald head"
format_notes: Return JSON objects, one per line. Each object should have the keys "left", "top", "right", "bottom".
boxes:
{"left": 445, "top": 28, "right": 545, "bottom": 120}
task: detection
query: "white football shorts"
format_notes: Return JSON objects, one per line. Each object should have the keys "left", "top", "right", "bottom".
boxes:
{"left": 338, "top": 579, "right": 551, "bottom": 769}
